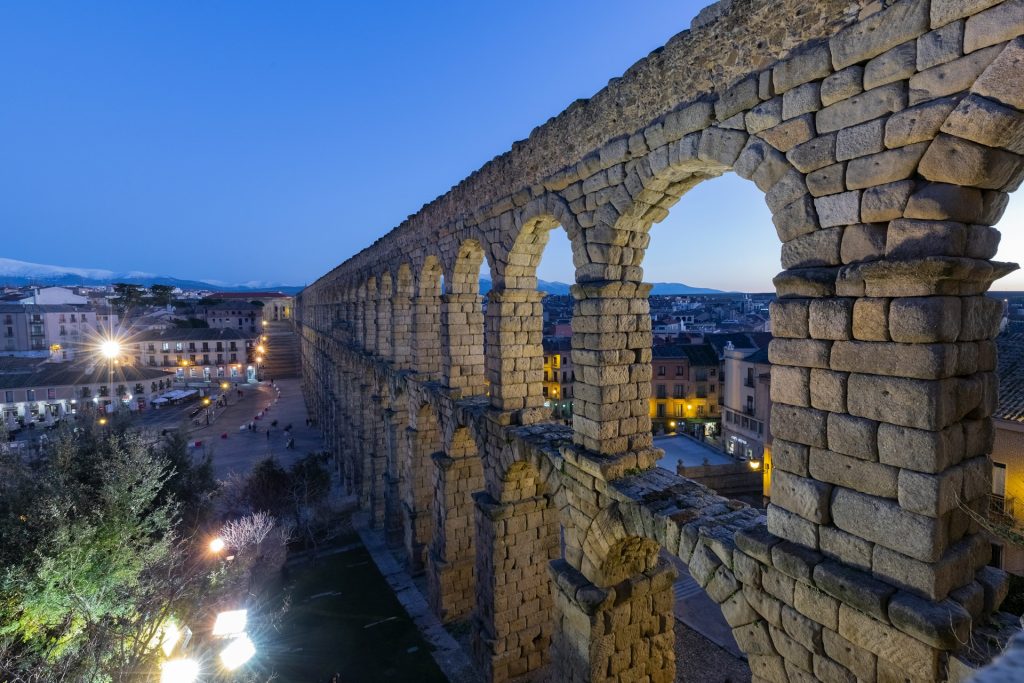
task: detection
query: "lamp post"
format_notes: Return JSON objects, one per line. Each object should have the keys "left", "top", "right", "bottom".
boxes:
{"left": 100, "top": 338, "right": 121, "bottom": 416}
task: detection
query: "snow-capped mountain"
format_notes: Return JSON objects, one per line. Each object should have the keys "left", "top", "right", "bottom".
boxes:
{"left": 0, "top": 258, "right": 303, "bottom": 293}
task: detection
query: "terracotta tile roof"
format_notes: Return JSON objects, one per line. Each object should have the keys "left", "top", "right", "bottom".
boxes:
{"left": 996, "top": 333, "right": 1024, "bottom": 423}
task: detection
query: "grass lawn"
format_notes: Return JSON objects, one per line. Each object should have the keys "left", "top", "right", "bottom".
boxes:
{"left": 268, "top": 543, "right": 449, "bottom": 683}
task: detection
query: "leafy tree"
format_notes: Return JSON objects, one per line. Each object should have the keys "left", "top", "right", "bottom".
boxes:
{"left": 149, "top": 284, "right": 175, "bottom": 307}
{"left": 243, "top": 457, "right": 291, "bottom": 518}
{"left": 111, "top": 283, "right": 145, "bottom": 311}
{"left": 0, "top": 424, "right": 222, "bottom": 681}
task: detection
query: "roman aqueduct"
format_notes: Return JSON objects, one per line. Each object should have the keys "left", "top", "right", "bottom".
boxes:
{"left": 296, "top": 0, "right": 1024, "bottom": 680}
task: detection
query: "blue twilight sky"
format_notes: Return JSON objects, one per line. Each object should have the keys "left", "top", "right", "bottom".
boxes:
{"left": 1, "top": 2, "right": 1021, "bottom": 291}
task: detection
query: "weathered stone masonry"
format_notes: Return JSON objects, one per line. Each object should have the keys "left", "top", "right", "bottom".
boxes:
{"left": 299, "top": 0, "right": 1024, "bottom": 680}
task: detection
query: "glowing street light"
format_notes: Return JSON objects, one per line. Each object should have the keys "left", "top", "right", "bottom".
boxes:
{"left": 749, "top": 460, "right": 762, "bottom": 470}
{"left": 256, "top": 345, "right": 266, "bottom": 354}
{"left": 160, "top": 658, "right": 199, "bottom": 683}
{"left": 219, "top": 634, "right": 256, "bottom": 670}
{"left": 212, "top": 609, "right": 248, "bottom": 638}
{"left": 209, "top": 537, "right": 226, "bottom": 554}
{"left": 220, "top": 382, "right": 229, "bottom": 390}
{"left": 100, "top": 339, "right": 121, "bottom": 359}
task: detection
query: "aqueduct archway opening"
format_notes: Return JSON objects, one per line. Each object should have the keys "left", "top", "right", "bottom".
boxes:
{"left": 299, "top": 0, "right": 1024, "bottom": 680}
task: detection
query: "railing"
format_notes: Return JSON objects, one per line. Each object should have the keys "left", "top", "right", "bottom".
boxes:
{"left": 743, "top": 405, "right": 756, "bottom": 416}
{"left": 988, "top": 493, "right": 1018, "bottom": 526}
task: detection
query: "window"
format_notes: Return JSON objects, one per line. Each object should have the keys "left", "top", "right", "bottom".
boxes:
{"left": 673, "top": 385, "right": 684, "bottom": 399}
{"left": 746, "top": 368, "right": 755, "bottom": 387}
{"left": 4, "top": 391, "right": 12, "bottom": 403}
{"left": 175, "top": 342, "right": 183, "bottom": 351}
{"left": 697, "top": 405, "right": 705, "bottom": 417}
{"left": 675, "top": 404, "right": 683, "bottom": 417}
{"left": 993, "top": 462, "right": 1007, "bottom": 496}
{"left": 656, "top": 403, "right": 666, "bottom": 417}
{"left": 747, "top": 396, "right": 755, "bottom": 413}
{"left": 658, "top": 365, "right": 665, "bottom": 376}
{"left": 47, "top": 388, "right": 56, "bottom": 400}
{"left": 26, "top": 390, "right": 36, "bottom": 401}
{"left": 991, "top": 543, "right": 1004, "bottom": 569}
{"left": 675, "top": 366, "right": 684, "bottom": 376}
{"left": 656, "top": 384, "right": 667, "bottom": 399}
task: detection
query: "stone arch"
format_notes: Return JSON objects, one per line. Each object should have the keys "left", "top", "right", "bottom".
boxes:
{"left": 442, "top": 239, "right": 488, "bottom": 397}
{"left": 364, "top": 276, "right": 378, "bottom": 354}
{"left": 402, "top": 399, "right": 443, "bottom": 573}
{"left": 472, "top": 455, "right": 560, "bottom": 683}
{"left": 383, "top": 381, "right": 408, "bottom": 547}
{"left": 428, "top": 423, "right": 484, "bottom": 623}
{"left": 483, "top": 196, "right": 588, "bottom": 421}
{"left": 393, "top": 263, "right": 414, "bottom": 369}
{"left": 377, "top": 271, "right": 393, "bottom": 360}
{"left": 414, "top": 254, "right": 444, "bottom": 379}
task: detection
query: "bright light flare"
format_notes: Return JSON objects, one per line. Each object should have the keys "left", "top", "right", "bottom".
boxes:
{"left": 100, "top": 339, "right": 121, "bottom": 359}
{"left": 219, "top": 634, "right": 256, "bottom": 670}
{"left": 256, "top": 345, "right": 265, "bottom": 354}
{"left": 749, "top": 460, "right": 762, "bottom": 470}
{"left": 212, "top": 609, "right": 247, "bottom": 637}
{"left": 160, "top": 621, "right": 182, "bottom": 657}
{"left": 209, "top": 537, "right": 225, "bottom": 554}
{"left": 160, "top": 658, "right": 199, "bottom": 683}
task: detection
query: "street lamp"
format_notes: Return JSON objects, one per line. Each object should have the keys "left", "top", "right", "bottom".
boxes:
{"left": 160, "top": 658, "right": 199, "bottom": 683}
{"left": 219, "top": 634, "right": 256, "bottom": 670}
{"left": 100, "top": 339, "right": 121, "bottom": 359}
{"left": 209, "top": 537, "right": 225, "bottom": 554}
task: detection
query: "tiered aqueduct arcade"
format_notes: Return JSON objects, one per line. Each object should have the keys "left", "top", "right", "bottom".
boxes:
{"left": 297, "top": 0, "right": 1024, "bottom": 680}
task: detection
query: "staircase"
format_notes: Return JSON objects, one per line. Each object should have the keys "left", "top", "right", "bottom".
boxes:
{"left": 261, "top": 320, "right": 301, "bottom": 379}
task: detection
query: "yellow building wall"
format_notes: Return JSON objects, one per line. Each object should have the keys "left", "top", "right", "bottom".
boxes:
{"left": 991, "top": 421, "right": 1024, "bottom": 575}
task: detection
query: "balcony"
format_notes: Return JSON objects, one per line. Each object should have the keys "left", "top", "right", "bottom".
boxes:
{"left": 988, "top": 494, "right": 1017, "bottom": 527}
{"left": 743, "top": 405, "right": 756, "bottom": 416}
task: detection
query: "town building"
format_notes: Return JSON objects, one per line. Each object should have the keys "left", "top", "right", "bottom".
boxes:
{"left": 649, "top": 343, "right": 721, "bottom": 437}
{"left": 129, "top": 328, "right": 257, "bottom": 384}
{"left": 18, "top": 286, "right": 89, "bottom": 305}
{"left": 542, "top": 336, "right": 573, "bottom": 421}
{"left": 991, "top": 333, "right": 1024, "bottom": 575}
{"left": 721, "top": 343, "right": 772, "bottom": 465}
{"left": 0, "top": 356, "right": 170, "bottom": 431}
{"left": 210, "top": 291, "right": 293, "bottom": 321}
{"left": 0, "top": 303, "right": 119, "bottom": 359}
{"left": 199, "top": 301, "right": 263, "bottom": 334}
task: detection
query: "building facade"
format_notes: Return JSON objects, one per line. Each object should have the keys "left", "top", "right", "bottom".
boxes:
{"left": 0, "top": 357, "right": 170, "bottom": 431}
{"left": 649, "top": 343, "right": 721, "bottom": 435}
{"left": 721, "top": 344, "right": 772, "bottom": 463}
{"left": 0, "top": 303, "right": 120, "bottom": 358}
{"left": 542, "top": 336, "right": 573, "bottom": 421}
{"left": 991, "top": 334, "right": 1024, "bottom": 575}
{"left": 200, "top": 301, "right": 263, "bottom": 334}
{"left": 130, "top": 328, "right": 256, "bottom": 384}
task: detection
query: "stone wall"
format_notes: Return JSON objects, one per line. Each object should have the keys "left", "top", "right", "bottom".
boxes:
{"left": 298, "top": 0, "right": 1024, "bottom": 680}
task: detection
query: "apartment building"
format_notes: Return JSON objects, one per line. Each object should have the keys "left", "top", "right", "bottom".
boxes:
{"left": 721, "top": 344, "right": 772, "bottom": 463}
{"left": 542, "top": 336, "right": 573, "bottom": 421}
{"left": 131, "top": 328, "right": 256, "bottom": 384}
{"left": 649, "top": 343, "right": 721, "bottom": 436}
{"left": 0, "top": 304, "right": 120, "bottom": 359}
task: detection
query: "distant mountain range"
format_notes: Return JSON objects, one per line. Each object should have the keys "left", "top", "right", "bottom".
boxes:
{"left": 0, "top": 258, "right": 303, "bottom": 294}
{"left": 480, "top": 278, "right": 726, "bottom": 295}
{"left": 0, "top": 258, "right": 727, "bottom": 297}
